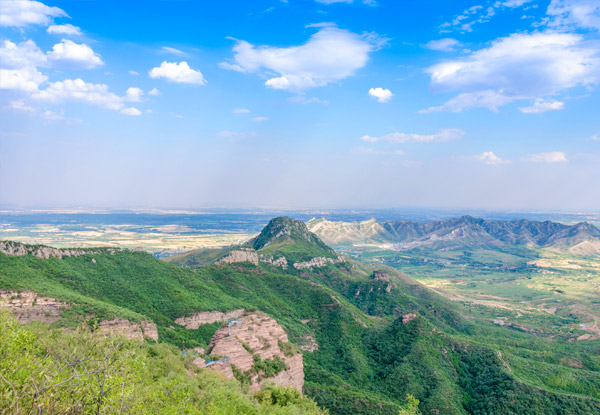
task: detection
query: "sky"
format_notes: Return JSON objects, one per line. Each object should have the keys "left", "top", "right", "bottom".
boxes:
{"left": 0, "top": 0, "right": 599, "bottom": 211}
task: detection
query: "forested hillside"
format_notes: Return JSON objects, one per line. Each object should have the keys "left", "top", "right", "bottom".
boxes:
{"left": 2, "top": 217, "right": 600, "bottom": 414}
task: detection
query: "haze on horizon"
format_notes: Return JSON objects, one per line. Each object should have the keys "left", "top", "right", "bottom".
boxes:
{"left": 1, "top": 0, "right": 599, "bottom": 211}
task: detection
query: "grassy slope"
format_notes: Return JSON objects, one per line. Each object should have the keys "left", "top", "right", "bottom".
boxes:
{"left": 2, "top": 248, "right": 600, "bottom": 415}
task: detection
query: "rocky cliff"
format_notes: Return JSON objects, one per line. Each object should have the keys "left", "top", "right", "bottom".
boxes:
{"left": 0, "top": 290, "right": 67, "bottom": 323}
{"left": 196, "top": 311, "right": 304, "bottom": 391}
{"left": 0, "top": 240, "right": 104, "bottom": 259}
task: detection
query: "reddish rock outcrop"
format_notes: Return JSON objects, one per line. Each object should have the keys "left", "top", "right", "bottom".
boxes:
{"left": 199, "top": 311, "right": 304, "bottom": 391}
{"left": 402, "top": 312, "right": 418, "bottom": 324}
{"left": 0, "top": 290, "right": 68, "bottom": 323}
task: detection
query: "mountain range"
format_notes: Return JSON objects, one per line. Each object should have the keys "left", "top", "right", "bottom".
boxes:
{"left": 307, "top": 216, "right": 600, "bottom": 254}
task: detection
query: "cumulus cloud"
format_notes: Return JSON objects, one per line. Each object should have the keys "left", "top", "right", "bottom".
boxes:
{"left": 47, "top": 40, "right": 104, "bottom": 69}
{"left": 149, "top": 61, "right": 206, "bottom": 85}
{"left": 518, "top": 98, "right": 565, "bottom": 113}
{"left": 148, "top": 88, "right": 160, "bottom": 96}
{"left": 547, "top": 0, "right": 600, "bottom": 31}
{"left": 475, "top": 151, "right": 509, "bottom": 165}
{"left": 125, "top": 87, "right": 143, "bottom": 102}
{"left": 219, "top": 26, "right": 385, "bottom": 91}
{"left": 0, "top": 40, "right": 48, "bottom": 92}
{"left": 233, "top": 108, "right": 250, "bottom": 114}
{"left": 522, "top": 151, "right": 568, "bottom": 163}
{"left": 33, "top": 78, "right": 123, "bottom": 111}
{"left": 0, "top": 0, "right": 67, "bottom": 27}
{"left": 423, "top": 32, "right": 600, "bottom": 112}
{"left": 120, "top": 107, "right": 142, "bottom": 116}
{"left": 589, "top": 133, "right": 600, "bottom": 141}
{"left": 424, "top": 38, "right": 462, "bottom": 51}
{"left": 47, "top": 24, "right": 82, "bottom": 36}
{"left": 129, "top": 70, "right": 139, "bottom": 76}
{"left": 368, "top": 87, "right": 393, "bottom": 102}
{"left": 0, "top": 67, "right": 47, "bottom": 92}
{"left": 361, "top": 128, "right": 465, "bottom": 143}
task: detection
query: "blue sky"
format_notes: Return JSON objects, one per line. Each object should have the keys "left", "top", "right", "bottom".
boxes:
{"left": 1, "top": 0, "right": 599, "bottom": 210}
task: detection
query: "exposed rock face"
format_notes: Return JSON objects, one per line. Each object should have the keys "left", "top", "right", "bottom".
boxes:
{"left": 371, "top": 271, "right": 391, "bottom": 281}
{"left": 98, "top": 318, "right": 159, "bottom": 342}
{"left": 0, "top": 241, "right": 100, "bottom": 259}
{"left": 175, "top": 308, "right": 245, "bottom": 329}
{"left": 293, "top": 257, "right": 336, "bottom": 270}
{"left": 199, "top": 311, "right": 304, "bottom": 392}
{"left": 216, "top": 249, "right": 289, "bottom": 269}
{"left": 402, "top": 313, "right": 418, "bottom": 324}
{"left": 141, "top": 320, "right": 159, "bottom": 342}
{"left": 217, "top": 249, "right": 259, "bottom": 265}
{"left": 0, "top": 290, "right": 67, "bottom": 323}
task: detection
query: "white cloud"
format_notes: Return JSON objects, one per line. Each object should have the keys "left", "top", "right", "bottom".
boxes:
{"left": 129, "top": 70, "right": 139, "bottom": 76}
{"left": 440, "top": 0, "right": 534, "bottom": 32}
{"left": 0, "top": 0, "right": 67, "bottom": 27}
{"left": 252, "top": 116, "right": 269, "bottom": 122}
{"left": 424, "top": 38, "right": 462, "bottom": 51}
{"left": 423, "top": 32, "right": 600, "bottom": 112}
{"left": 32, "top": 78, "right": 124, "bottom": 110}
{"left": 420, "top": 90, "right": 515, "bottom": 113}
{"left": 522, "top": 151, "right": 568, "bottom": 163}
{"left": 148, "top": 88, "right": 160, "bottom": 96}
{"left": 120, "top": 107, "right": 142, "bottom": 116}
{"left": 475, "top": 151, "right": 508, "bottom": 165}
{"left": 125, "top": 87, "right": 143, "bottom": 102}
{"left": 233, "top": 108, "right": 251, "bottom": 114}
{"left": 589, "top": 133, "right": 600, "bottom": 141}
{"left": 42, "top": 109, "right": 64, "bottom": 120}
{"left": 0, "top": 40, "right": 47, "bottom": 69}
{"left": 361, "top": 128, "right": 465, "bottom": 143}
{"left": 161, "top": 46, "right": 187, "bottom": 55}
{"left": 368, "top": 87, "right": 393, "bottom": 103}
{"left": 0, "top": 40, "right": 48, "bottom": 92}
{"left": 149, "top": 61, "right": 206, "bottom": 85}
{"left": 219, "top": 26, "right": 385, "bottom": 91}
{"left": 47, "top": 24, "right": 82, "bottom": 36}
{"left": 0, "top": 67, "right": 47, "bottom": 92}
{"left": 9, "top": 100, "right": 35, "bottom": 112}
{"left": 547, "top": 0, "right": 600, "bottom": 31}
{"left": 47, "top": 40, "right": 104, "bottom": 69}
{"left": 518, "top": 98, "right": 565, "bottom": 113}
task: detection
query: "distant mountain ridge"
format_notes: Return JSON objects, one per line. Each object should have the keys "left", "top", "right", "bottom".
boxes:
{"left": 307, "top": 216, "right": 600, "bottom": 253}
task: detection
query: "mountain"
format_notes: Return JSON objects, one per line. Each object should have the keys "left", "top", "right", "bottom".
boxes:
{"left": 307, "top": 216, "right": 600, "bottom": 253}
{"left": 2, "top": 218, "right": 600, "bottom": 415}
{"left": 168, "top": 216, "right": 337, "bottom": 267}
